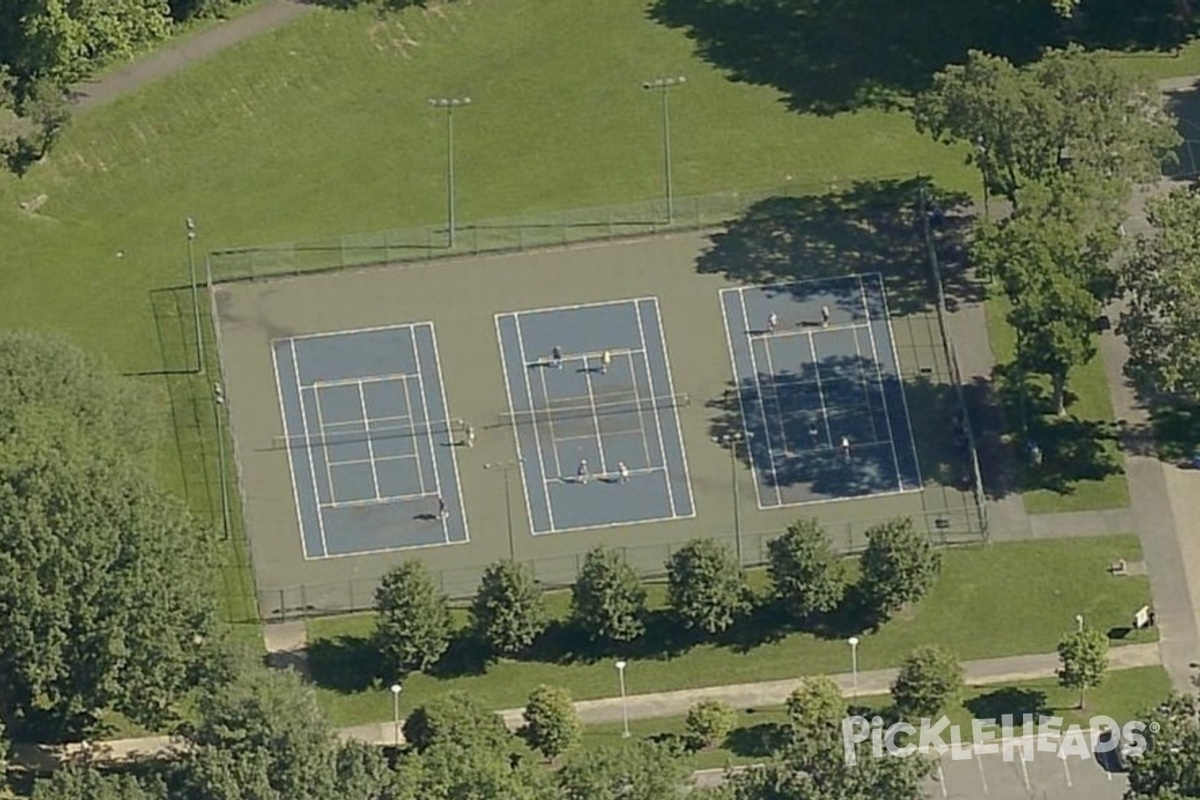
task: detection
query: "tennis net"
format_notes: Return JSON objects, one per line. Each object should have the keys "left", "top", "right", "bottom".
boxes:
{"left": 498, "top": 393, "right": 689, "bottom": 427}
{"left": 272, "top": 418, "right": 464, "bottom": 450}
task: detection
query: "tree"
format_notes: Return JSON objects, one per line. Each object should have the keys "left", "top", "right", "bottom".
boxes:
{"left": 858, "top": 518, "right": 941, "bottom": 621}
{"left": 0, "top": 335, "right": 216, "bottom": 738}
{"left": 571, "top": 547, "right": 647, "bottom": 644}
{"left": 767, "top": 519, "right": 845, "bottom": 621}
{"left": 393, "top": 741, "right": 556, "bottom": 800}
{"left": 175, "top": 667, "right": 390, "bottom": 800}
{"left": 374, "top": 561, "right": 452, "bottom": 675}
{"left": 472, "top": 560, "right": 547, "bottom": 658}
{"left": 522, "top": 684, "right": 581, "bottom": 761}
{"left": 1057, "top": 628, "right": 1109, "bottom": 710}
{"left": 1120, "top": 187, "right": 1200, "bottom": 400}
{"left": 403, "top": 690, "right": 511, "bottom": 753}
{"left": 784, "top": 676, "right": 847, "bottom": 759}
{"left": 914, "top": 46, "right": 1177, "bottom": 208}
{"left": 685, "top": 699, "right": 736, "bottom": 751}
{"left": 1126, "top": 693, "right": 1200, "bottom": 800}
{"left": 727, "top": 747, "right": 932, "bottom": 800}
{"left": 31, "top": 766, "right": 168, "bottom": 800}
{"left": 558, "top": 741, "right": 687, "bottom": 800}
{"left": 971, "top": 179, "right": 1120, "bottom": 414}
{"left": 891, "top": 645, "right": 965, "bottom": 722}
{"left": 666, "top": 539, "right": 749, "bottom": 634}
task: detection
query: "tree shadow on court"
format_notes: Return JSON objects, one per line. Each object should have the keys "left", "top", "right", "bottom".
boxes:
{"left": 903, "top": 376, "right": 976, "bottom": 493}
{"left": 964, "top": 687, "right": 1050, "bottom": 722}
{"left": 695, "top": 179, "right": 978, "bottom": 318}
{"left": 648, "top": 0, "right": 1195, "bottom": 115}
{"left": 305, "top": 634, "right": 384, "bottom": 693}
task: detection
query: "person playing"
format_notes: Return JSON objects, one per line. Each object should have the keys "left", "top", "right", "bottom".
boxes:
{"left": 767, "top": 312, "right": 779, "bottom": 333}
{"left": 601, "top": 349, "right": 612, "bottom": 375}
{"left": 809, "top": 423, "right": 819, "bottom": 444}
{"left": 577, "top": 458, "right": 590, "bottom": 484}
{"left": 551, "top": 345, "right": 563, "bottom": 370}
{"left": 618, "top": 461, "right": 630, "bottom": 483}
{"left": 821, "top": 305, "right": 831, "bottom": 327}
{"left": 437, "top": 495, "right": 448, "bottom": 520}
{"left": 840, "top": 435, "right": 851, "bottom": 460}
{"left": 464, "top": 424, "right": 475, "bottom": 449}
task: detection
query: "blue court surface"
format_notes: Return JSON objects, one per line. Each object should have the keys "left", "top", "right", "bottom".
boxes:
{"left": 721, "top": 273, "right": 922, "bottom": 508}
{"left": 495, "top": 297, "right": 695, "bottom": 534}
{"left": 272, "top": 323, "right": 468, "bottom": 559}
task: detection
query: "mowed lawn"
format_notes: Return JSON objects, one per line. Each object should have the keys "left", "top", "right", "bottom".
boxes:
{"left": 581, "top": 666, "right": 1172, "bottom": 772}
{"left": 306, "top": 536, "right": 1153, "bottom": 727}
{"left": 984, "top": 292, "right": 1130, "bottom": 513}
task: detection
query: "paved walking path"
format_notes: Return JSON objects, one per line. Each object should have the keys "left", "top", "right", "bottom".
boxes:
{"left": 69, "top": 0, "right": 313, "bottom": 115}
{"left": 20, "top": 643, "right": 1156, "bottom": 766}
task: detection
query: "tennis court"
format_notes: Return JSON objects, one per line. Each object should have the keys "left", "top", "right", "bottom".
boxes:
{"left": 721, "top": 272, "right": 922, "bottom": 508}
{"left": 495, "top": 297, "right": 695, "bottom": 533}
{"left": 272, "top": 323, "right": 468, "bottom": 558}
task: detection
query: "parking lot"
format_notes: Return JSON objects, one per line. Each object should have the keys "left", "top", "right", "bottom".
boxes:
{"left": 929, "top": 739, "right": 1127, "bottom": 799}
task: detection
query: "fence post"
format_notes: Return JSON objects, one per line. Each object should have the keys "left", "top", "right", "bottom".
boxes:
{"left": 300, "top": 584, "right": 309, "bottom": 618}
{"left": 348, "top": 579, "right": 355, "bottom": 612}
{"left": 279, "top": 588, "right": 287, "bottom": 623}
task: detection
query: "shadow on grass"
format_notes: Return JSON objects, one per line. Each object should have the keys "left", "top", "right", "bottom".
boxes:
{"left": 964, "top": 687, "right": 1049, "bottom": 722}
{"left": 520, "top": 610, "right": 705, "bottom": 666}
{"left": 648, "top": 0, "right": 1196, "bottom": 115}
{"left": 992, "top": 362, "right": 1125, "bottom": 496}
{"left": 306, "top": 634, "right": 384, "bottom": 692}
{"left": 695, "top": 180, "right": 977, "bottom": 317}
{"left": 1147, "top": 397, "right": 1200, "bottom": 464}
{"left": 725, "top": 720, "right": 790, "bottom": 758}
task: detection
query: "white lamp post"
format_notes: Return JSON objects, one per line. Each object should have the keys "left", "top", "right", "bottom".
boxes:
{"left": 390, "top": 683, "right": 402, "bottom": 746}
{"left": 615, "top": 660, "right": 630, "bottom": 738}
{"left": 1075, "top": 614, "right": 1084, "bottom": 633}
{"left": 848, "top": 636, "right": 860, "bottom": 697}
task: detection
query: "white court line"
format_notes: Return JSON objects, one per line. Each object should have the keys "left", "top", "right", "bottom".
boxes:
{"left": 737, "top": 287, "right": 783, "bottom": 506}
{"left": 310, "top": 386, "right": 341, "bottom": 504}
{"left": 859, "top": 274, "right": 907, "bottom": 492}
{"left": 498, "top": 294, "right": 661, "bottom": 317}
{"left": 806, "top": 331, "right": 834, "bottom": 448}
{"left": 356, "top": 380, "right": 382, "bottom": 500}
{"left": 399, "top": 373, "right": 427, "bottom": 494}
{"left": 426, "top": 322, "right": 470, "bottom": 544}
{"left": 285, "top": 322, "right": 417, "bottom": 342}
{"left": 874, "top": 273, "right": 923, "bottom": 486}
{"left": 718, "top": 288, "right": 766, "bottom": 510}
{"left": 511, "top": 313, "right": 557, "bottom": 530}
{"left": 306, "top": 371, "right": 410, "bottom": 390}
{"left": 324, "top": 452, "right": 418, "bottom": 469}
{"left": 634, "top": 299, "right": 677, "bottom": 515}
{"left": 758, "top": 333, "right": 796, "bottom": 457}
{"left": 848, "top": 310, "right": 880, "bottom": 442}
{"left": 493, "top": 313, "right": 538, "bottom": 538}
{"left": 624, "top": 350, "right": 654, "bottom": 467}
{"left": 581, "top": 355, "right": 610, "bottom": 475}
{"left": 409, "top": 325, "right": 447, "bottom": 540}
{"left": 935, "top": 762, "right": 948, "bottom": 799}
{"left": 322, "top": 489, "right": 437, "bottom": 510}
{"left": 290, "top": 339, "right": 330, "bottom": 558}
{"left": 739, "top": 273, "right": 866, "bottom": 296}
{"left": 1062, "top": 754, "right": 1072, "bottom": 788}
{"left": 536, "top": 366, "right": 566, "bottom": 478}
{"left": 271, "top": 343, "right": 313, "bottom": 562}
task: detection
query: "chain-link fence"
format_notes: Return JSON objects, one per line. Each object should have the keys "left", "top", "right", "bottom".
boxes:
{"left": 255, "top": 504, "right": 983, "bottom": 621}
{"left": 206, "top": 179, "right": 924, "bottom": 284}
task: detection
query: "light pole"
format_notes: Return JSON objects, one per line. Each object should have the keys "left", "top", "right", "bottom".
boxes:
{"left": 1075, "top": 614, "right": 1084, "bottom": 633}
{"left": 390, "top": 683, "right": 402, "bottom": 747}
{"left": 484, "top": 460, "right": 521, "bottom": 561}
{"left": 213, "top": 381, "right": 231, "bottom": 540}
{"left": 642, "top": 76, "right": 685, "bottom": 224}
{"left": 428, "top": 97, "right": 471, "bottom": 249}
{"left": 848, "top": 636, "right": 860, "bottom": 697}
{"left": 185, "top": 217, "right": 204, "bottom": 373}
{"left": 615, "top": 660, "right": 630, "bottom": 738}
{"left": 714, "top": 431, "right": 747, "bottom": 565}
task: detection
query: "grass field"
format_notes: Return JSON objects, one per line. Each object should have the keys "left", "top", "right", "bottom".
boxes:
{"left": 305, "top": 535, "right": 1152, "bottom": 726}
{"left": 984, "top": 291, "right": 1130, "bottom": 513}
{"left": 579, "top": 665, "right": 1172, "bottom": 772}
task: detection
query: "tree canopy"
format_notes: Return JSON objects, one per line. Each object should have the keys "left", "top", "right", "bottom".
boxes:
{"left": 666, "top": 538, "right": 749, "bottom": 634}
{"left": 472, "top": 560, "right": 547, "bottom": 658}
{"left": 374, "top": 561, "right": 453, "bottom": 676}
{"left": 0, "top": 332, "right": 216, "bottom": 739}
{"left": 1056, "top": 627, "right": 1109, "bottom": 710}
{"left": 557, "top": 741, "right": 686, "bottom": 800}
{"left": 522, "top": 684, "right": 581, "bottom": 762}
{"left": 891, "top": 645, "right": 965, "bottom": 722}
{"left": 1120, "top": 187, "right": 1200, "bottom": 400}
{"left": 571, "top": 547, "right": 647, "bottom": 644}
{"left": 1127, "top": 693, "right": 1200, "bottom": 799}
{"left": 403, "top": 690, "right": 511, "bottom": 754}
{"left": 858, "top": 517, "right": 941, "bottom": 621}
{"left": 767, "top": 519, "right": 845, "bottom": 621}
